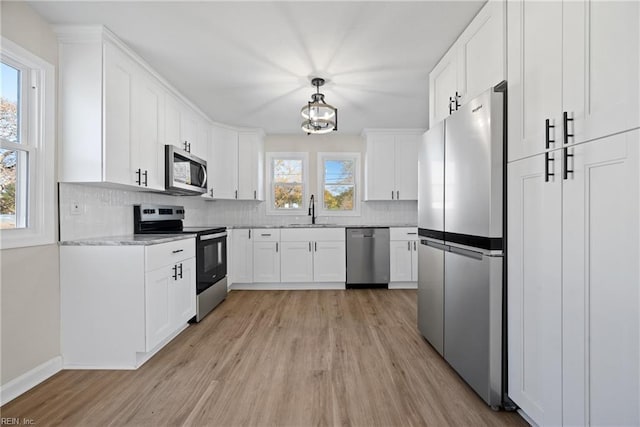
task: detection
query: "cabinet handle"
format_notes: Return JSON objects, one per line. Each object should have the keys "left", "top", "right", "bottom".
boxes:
{"left": 455, "top": 91, "right": 461, "bottom": 110}
{"left": 235, "top": 190, "right": 238, "bottom": 199}
{"left": 397, "top": 190, "right": 399, "bottom": 200}
{"left": 143, "top": 170, "right": 148, "bottom": 187}
{"left": 248, "top": 229, "right": 251, "bottom": 239}
{"left": 408, "top": 241, "right": 411, "bottom": 251}
{"left": 563, "top": 112, "right": 574, "bottom": 145}
{"left": 391, "top": 191, "right": 394, "bottom": 200}
{"left": 309, "top": 242, "right": 311, "bottom": 252}
{"left": 545, "top": 119, "right": 555, "bottom": 149}
{"left": 315, "top": 242, "right": 317, "bottom": 252}
{"left": 254, "top": 190, "right": 257, "bottom": 200}
{"left": 261, "top": 233, "right": 271, "bottom": 237}
{"left": 172, "top": 265, "right": 178, "bottom": 280}
{"left": 135, "top": 168, "right": 141, "bottom": 185}
{"left": 563, "top": 147, "right": 574, "bottom": 180}
{"left": 276, "top": 242, "right": 278, "bottom": 252}
{"left": 414, "top": 241, "right": 417, "bottom": 251}
{"left": 545, "top": 152, "right": 555, "bottom": 182}
{"left": 172, "top": 249, "right": 184, "bottom": 254}
{"left": 210, "top": 188, "right": 213, "bottom": 197}
{"left": 178, "top": 263, "right": 183, "bottom": 279}
{"left": 449, "top": 96, "right": 454, "bottom": 115}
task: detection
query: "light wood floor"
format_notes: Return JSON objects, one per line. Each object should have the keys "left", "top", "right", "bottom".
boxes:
{"left": 2, "top": 290, "right": 526, "bottom": 426}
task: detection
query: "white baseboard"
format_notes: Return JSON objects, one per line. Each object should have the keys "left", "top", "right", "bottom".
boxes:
{"left": 0, "top": 356, "right": 62, "bottom": 405}
{"left": 388, "top": 282, "right": 418, "bottom": 289}
{"left": 231, "top": 282, "right": 346, "bottom": 291}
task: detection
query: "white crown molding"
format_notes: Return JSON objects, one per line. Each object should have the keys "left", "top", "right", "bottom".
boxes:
{"left": 361, "top": 128, "right": 426, "bottom": 137}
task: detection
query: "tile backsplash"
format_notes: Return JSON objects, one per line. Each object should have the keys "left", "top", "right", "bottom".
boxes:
{"left": 59, "top": 184, "right": 418, "bottom": 241}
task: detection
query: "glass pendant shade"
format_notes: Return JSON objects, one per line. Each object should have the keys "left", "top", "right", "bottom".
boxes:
{"left": 301, "top": 78, "right": 337, "bottom": 134}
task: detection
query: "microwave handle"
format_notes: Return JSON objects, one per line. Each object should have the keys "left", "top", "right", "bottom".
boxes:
{"left": 200, "top": 164, "right": 207, "bottom": 189}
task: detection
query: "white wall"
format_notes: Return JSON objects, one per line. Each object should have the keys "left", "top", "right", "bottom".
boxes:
{"left": 0, "top": 1, "right": 60, "bottom": 387}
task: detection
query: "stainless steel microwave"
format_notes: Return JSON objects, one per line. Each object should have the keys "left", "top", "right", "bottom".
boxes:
{"left": 165, "top": 145, "right": 207, "bottom": 195}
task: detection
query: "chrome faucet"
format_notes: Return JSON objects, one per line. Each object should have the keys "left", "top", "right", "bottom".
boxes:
{"left": 308, "top": 194, "right": 316, "bottom": 225}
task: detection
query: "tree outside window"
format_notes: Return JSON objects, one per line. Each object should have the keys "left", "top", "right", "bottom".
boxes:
{"left": 323, "top": 159, "right": 355, "bottom": 211}
{"left": 272, "top": 158, "right": 304, "bottom": 210}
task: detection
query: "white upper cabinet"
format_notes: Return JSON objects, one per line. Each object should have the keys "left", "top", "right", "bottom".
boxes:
{"left": 164, "top": 94, "right": 209, "bottom": 160}
{"left": 508, "top": 0, "right": 639, "bottom": 162}
{"left": 208, "top": 125, "right": 239, "bottom": 199}
{"left": 429, "top": 0, "right": 505, "bottom": 127}
{"left": 131, "top": 69, "right": 165, "bottom": 191}
{"left": 238, "top": 131, "right": 265, "bottom": 201}
{"left": 363, "top": 130, "right": 422, "bottom": 201}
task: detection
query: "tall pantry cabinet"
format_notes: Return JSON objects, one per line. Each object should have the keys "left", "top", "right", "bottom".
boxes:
{"left": 507, "top": 1, "right": 640, "bottom": 426}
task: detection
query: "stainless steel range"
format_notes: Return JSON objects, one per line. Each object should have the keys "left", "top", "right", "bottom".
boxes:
{"left": 134, "top": 204, "right": 227, "bottom": 322}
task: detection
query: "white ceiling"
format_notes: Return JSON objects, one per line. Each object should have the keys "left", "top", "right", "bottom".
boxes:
{"left": 29, "top": 1, "right": 485, "bottom": 134}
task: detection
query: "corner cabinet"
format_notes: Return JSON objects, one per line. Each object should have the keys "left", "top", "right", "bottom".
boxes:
{"left": 60, "top": 238, "right": 196, "bottom": 369}
{"left": 508, "top": 130, "right": 640, "bottom": 426}
{"left": 362, "top": 129, "right": 423, "bottom": 201}
{"left": 58, "top": 28, "right": 165, "bottom": 190}
{"left": 208, "top": 128, "right": 264, "bottom": 200}
{"left": 429, "top": 0, "right": 506, "bottom": 127}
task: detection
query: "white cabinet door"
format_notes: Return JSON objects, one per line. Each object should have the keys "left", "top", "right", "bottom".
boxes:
{"left": 145, "top": 265, "right": 172, "bottom": 351}
{"left": 563, "top": 1, "right": 640, "bottom": 146}
{"left": 507, "top": 152, "right": 562, "bottom": 426}
{"left": 390, "top": 241, "right": 413, "bottom": 282}
{"left": 209, "top": 126, "right": 239, "bottom": 199}
{"left": 281, "top": 242, "right": 313, "bottom": 283}
{"left": 429, "top": 49, "right": 458, "bottom": 126}
{"left": 169, "top": 257, "right": 196, "bottom": 329}
{"left": 394, "top": 134, "right": 420, "bottom": 200}
{"left": 131, "top": 71, "right": 164, "bottom": 191}
{"left": 180, "top": 110, "right": 198, "bottom": 155}
{"left": 230, "top": 229, "right": 253, "bottom": 283}
{"left": 103, "top": 42, "right": 133, "bottom": 186}
{"left": 313, "top": 241, "right": 345, "bottom": 282}
{"left": 457, "top": 0, "right": 505, "bottom": 104}
{"left": 365, "top": 134, "right": 395, "bottom": 200}
{"left": 562, "top": 131, "right": 639, "bottom": 426}
{"left": 507, "top": 0, "right": 563, "bottom": 162}
{"left": 193, "top": 120, "right": 209, "bottom": 164}
{"left": 253, "top": 242, "right": 280, "bottom": 283}
{"left": 164, "top": 94, "right": 182, "bottom": 148}
{"left": 238, "top": 132, "right": 264, "bottom": 200}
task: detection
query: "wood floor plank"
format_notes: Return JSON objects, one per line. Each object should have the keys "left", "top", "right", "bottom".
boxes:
{"left": 1, "top": 290, "right": 527, "bottom": 426}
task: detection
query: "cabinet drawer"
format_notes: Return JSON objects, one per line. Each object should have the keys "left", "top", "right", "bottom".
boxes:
{"left": 252, "top": 229, "right": 280, "bottom": 242}
{"left": 281, "top": 228, "right": 345, "bottom": 242}
{"left": 390, "top": 227, "right": 419, "bottom": 241}
{"left": 145, "top": 238, "right": 196, "bottom": 271}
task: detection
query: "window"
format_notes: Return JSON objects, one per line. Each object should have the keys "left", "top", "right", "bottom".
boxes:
{"left": 0, "top": 38, "right": 55, "bottom": 248}
{"left": 266, "top": 152, "right": 308, "bottom": 214}
{"left": 318, "top": 152, "right": 360, "bottom": 216}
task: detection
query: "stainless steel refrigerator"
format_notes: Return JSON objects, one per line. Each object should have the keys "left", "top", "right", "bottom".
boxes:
{"left": 418, "top": 83, "right": 507, "bottom": 409}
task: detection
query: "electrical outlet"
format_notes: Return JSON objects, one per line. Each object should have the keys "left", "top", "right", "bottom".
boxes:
{"left": 70, "top": 201, "right": 82, "bottom": 215}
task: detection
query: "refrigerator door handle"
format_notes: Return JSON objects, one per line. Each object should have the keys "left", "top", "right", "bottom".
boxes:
{"left": 448, "top": 245, "right": 484, "bottom": 260}
{"left": 421, "top": 239, "right": 449, "bottom": 251}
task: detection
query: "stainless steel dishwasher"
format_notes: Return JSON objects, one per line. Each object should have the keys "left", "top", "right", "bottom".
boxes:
{"left": 346, "top": 227, "right": 390, "bottom": 288}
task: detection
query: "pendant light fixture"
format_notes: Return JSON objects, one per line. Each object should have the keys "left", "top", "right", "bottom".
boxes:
{"left": 301, "top": 77, "right": 337, "bottom": 135}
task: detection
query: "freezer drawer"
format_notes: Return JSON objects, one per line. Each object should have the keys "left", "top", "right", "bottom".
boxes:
{"left": 346, "top": 228, "right": 390, "bottom": 285}
{"left": 418, "top": 239, "right": 446, "bottom": 356}
{"left": 444, "top": 246, "right": 503, "bottom": 407}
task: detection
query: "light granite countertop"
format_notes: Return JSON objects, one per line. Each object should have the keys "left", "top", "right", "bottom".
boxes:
{"left": 60, "top": 233, "right": 197, "bottom": 246}
{"left": 226, "top": 224, "right": 417, "bottom": 229}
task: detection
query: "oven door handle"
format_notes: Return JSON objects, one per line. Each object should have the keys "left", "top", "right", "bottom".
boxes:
{"left": 200, "top": 232, "right": 227, "bottom": 241}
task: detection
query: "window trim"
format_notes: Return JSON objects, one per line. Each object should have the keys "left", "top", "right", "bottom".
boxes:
{"left": 266, "top": 152, "right": 309, "bottom": 216}
{"left": 317, "top": 152, "right": 361, "bottom": 217}
{"left": 0, "top": 37, "right": 56, "bottom": 249}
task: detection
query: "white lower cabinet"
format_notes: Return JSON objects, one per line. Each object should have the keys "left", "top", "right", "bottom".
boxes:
{"left": 508, "top": 130, "right": 639, "bottom": 426}
{"left": 252, "top": 230, "right": 281, "bottom": 283}
{"left": 280, "top": 228, "right": 346, "bottom": 284}
{"left": 60, "top": 238, "right": 196, "bottom": 369}
{"left": 229, "top": 229, "right": 253, "bottom": 284}
{"left": 389, "top": 228, "right": 418, "bottom": 286}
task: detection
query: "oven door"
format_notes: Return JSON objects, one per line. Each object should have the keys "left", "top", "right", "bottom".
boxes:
{"left": 197, "top": 232, "right": 227, "bottom": 293}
